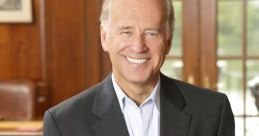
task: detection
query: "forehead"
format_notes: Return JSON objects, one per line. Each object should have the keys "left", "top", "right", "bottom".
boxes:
{"left": 111, "top": 0, "right": 164, "bottom": 9}
{"left": 109, "top": 0, "right": 166, "bottom": 26}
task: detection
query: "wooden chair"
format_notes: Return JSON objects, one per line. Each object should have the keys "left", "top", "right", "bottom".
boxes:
{"left": 0, "top": 80, "right": 36, "bottom": 121}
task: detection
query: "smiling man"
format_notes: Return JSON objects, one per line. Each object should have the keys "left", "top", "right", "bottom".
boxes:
{"left": 100, "top": 0, "right": 171, "bottom": 106}
{"left": 43, "top": 0, "right": 235, "bottom": 136}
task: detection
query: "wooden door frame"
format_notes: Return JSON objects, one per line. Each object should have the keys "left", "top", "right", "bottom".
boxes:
{"left": 182, "top": 0, "right": 217, "bottom": 90}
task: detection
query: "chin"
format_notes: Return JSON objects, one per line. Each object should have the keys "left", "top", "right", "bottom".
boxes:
{"left": 125, "top": 74, "right": 152, "bottom": 84}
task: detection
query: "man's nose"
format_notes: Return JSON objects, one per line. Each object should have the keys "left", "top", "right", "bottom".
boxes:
{"left": 130, "top": 34, "right": 148, "bottom": 52}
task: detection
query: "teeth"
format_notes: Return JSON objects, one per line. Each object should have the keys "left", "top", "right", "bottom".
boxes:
{"left": 126, "top": 57, "right": 147, "bottom": 64}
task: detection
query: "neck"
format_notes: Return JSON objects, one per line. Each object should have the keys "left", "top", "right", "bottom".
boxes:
{"left": 114, "top": 74, "right": 159, "bottom": 106}
{"left": 123, "top": 84, "right": 153, "bottom": 106}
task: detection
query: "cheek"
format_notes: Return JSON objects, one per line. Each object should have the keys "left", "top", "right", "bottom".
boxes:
{"left": 149, "top": 39, "right": 168, "bottom": 55}
{"left": 151, "top": 43, "right": 168, "bottom": 66}
{"left": 110, "top": 38, "right": 131, "bottom": 54}
{"left": 105, "top": 35, "right": 119, "bottom": 53}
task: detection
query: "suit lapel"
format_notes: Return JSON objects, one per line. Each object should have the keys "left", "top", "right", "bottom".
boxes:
{"left": 160, "top": 74, "right": 192, "bottom": 136}
{"left": 90, "top": 74, "right": 192, "bottom": 136}
{"left": 91, "top": 75, "right": 129, "bottom": 136}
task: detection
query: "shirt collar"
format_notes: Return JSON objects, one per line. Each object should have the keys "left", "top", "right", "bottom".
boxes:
{"left": 112, "top": 73, "right": 160, "bottom": 112}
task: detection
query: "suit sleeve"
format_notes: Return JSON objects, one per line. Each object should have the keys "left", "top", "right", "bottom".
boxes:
{"left": 217, "top": 94, "right": 235, "bottom": 136}
{"left": 43, "top": 110, "right": 62, "bottom": 136}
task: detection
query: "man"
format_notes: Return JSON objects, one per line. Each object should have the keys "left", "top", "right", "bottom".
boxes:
{"left": 43, "top": 0, "right": 235, "bottom": 135}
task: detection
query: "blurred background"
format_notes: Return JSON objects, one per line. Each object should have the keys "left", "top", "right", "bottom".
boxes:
{"left": 0, "top": 0, "right": 258, "bottom": 135}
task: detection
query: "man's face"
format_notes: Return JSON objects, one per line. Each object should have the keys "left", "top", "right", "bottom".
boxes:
{"left": 101, "top": 0, "right": 171, "bottom": 87}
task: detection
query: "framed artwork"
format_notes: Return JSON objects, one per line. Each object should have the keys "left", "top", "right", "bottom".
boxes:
{"left": 0, "top": 0, "right": 32, "bottom": 23}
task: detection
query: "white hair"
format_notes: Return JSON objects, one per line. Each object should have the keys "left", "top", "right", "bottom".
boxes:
{"left": 99, "top": 0, "right": 175, "bottom": 39}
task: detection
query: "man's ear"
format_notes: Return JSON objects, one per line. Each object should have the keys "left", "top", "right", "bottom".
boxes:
{"left": 100, "top": 25, "right": 109, "bottom": 51}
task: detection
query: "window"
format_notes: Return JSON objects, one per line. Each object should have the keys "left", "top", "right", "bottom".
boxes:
{"left": 161, "top": 0, "right": 259, "bottom": 135}
{"left": 217, "top": 0, "right": 259, "bottom": 135}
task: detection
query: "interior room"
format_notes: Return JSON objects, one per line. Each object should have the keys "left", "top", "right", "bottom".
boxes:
{"left": 0, "top": 0, "right": 258, "bottom": 135}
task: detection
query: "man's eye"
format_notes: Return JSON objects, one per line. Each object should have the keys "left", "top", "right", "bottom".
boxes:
{"left": 120, "top": 31, "right": 132, "bottom": 36}
{"left": 145, "top": 31, "right": 158, "bottom": 37}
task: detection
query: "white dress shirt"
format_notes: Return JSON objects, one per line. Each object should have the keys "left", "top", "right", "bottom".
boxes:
{"left": 112, "top": 74, "right": 160, "bottom": 136}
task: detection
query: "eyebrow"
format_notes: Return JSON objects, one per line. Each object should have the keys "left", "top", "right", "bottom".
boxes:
{"left": 145, "top": 28, "right": 161, "bottom": 33}
{"left": 117, "top": 26, "right": 161, "bottom": 32}
{"left": 118, "top": 26, "right": 133, "bottom": 31}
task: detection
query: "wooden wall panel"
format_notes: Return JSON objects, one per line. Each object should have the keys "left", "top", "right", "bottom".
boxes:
{"left": 0, "top": 0, "right": 44, "bottom": 114}
{"left": 45, "top": 0, "right": 106, "bottom": 106}
{"left": 0, "top": 0, "right": 47, "bottom": 117}
{"left": 84, "top": 0, "right": 103, "bottom": 86}
{"left": 0, "top": 1, "right": 42, "bottom": 80}
{"left": 0, "top": 0, "right": 112, "bottom": 117}
{"left": 46, "top": 0, "right": 87, "bottom": 105}
{"left": 0, "top": 27, "right": 13, "bottom": 79}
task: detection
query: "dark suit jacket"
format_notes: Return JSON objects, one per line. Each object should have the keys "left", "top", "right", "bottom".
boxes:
{"left": 43, "top": 74, "right": 235, "bottom": 136}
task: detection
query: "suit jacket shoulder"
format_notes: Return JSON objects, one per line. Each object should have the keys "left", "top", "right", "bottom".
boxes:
{"left": 44, "top": 82, "right": 101, "bottom": 136}
{"left": 161, "top": 74, "right": 228, "bottom": 107}
{"left": 44, "top": 75, "right": 128, "bottom": 136}
{"left": 170, "top": 76, "right": 229, "bottom": 114}
{"left": 160, "top": 74, "right": 235, "bottom": 136}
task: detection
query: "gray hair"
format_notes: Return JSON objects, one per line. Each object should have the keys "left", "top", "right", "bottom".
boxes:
{"left": 99, "top": 0, "right": 175, "bottom": 39}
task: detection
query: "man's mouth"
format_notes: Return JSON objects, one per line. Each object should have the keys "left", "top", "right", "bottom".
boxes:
{"left": 126, "top": 57, "right": 148, "bottom": 64}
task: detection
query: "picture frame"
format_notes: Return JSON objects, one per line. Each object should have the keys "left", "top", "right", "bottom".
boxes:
{"left": 0, "top": 0, "right": 32, "bottom": 23}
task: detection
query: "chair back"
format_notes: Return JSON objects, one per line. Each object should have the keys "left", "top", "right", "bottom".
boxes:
{"left": 0, "top": 80, "right": 36, "bottom": 121}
